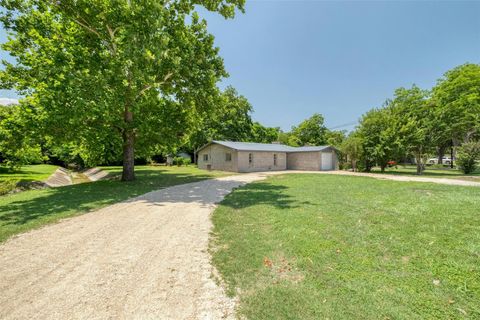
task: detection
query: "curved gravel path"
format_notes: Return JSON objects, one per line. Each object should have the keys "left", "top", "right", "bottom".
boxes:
{"left": 0, "top": 173, "right": 270, "bottom": 320}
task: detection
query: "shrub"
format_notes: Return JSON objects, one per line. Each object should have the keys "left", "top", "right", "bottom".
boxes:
{"left": 456, "top": 142, "right": 480, "bottom": 174}
{"left": 171, "top": 156, "right": 191, "bottom": 166}
{"left": 0, "top": 179, "right": 18, "bottom": 196}
{"left": 173, "top": 156, "right": 189, "bottom": 166}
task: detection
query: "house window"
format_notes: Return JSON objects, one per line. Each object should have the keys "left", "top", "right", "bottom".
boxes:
{"left": 273, "top": 154, "right": 277, "bottom": 166}
{"left": 248, "top": 153, "right": 253, "bottom": 165}
{"left": 225, "top": 153, "right": 232, "bottom": 161}
{"left": 203, "top": 154, "right": 208, "bottom": 161}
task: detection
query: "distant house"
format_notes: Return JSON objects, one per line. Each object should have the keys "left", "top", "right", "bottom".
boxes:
{"left": 197, "top": 141, "right": 338, "bottom": 172}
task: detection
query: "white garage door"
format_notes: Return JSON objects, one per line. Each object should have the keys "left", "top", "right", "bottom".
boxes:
{"left": 321, "top": 152, "right": 333, "bottom": 170}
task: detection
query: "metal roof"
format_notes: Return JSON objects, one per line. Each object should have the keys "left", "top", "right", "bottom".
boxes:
{"left": 290, "top": 146, "right": 331, "bottom": 152}
{"left": 208, "top": 141, "right": 331, "bottom": 153}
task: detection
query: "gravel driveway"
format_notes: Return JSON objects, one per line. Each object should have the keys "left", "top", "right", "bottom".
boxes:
{"left": 314, "top": 170, "right": 480, "bottom": 186}
{"left": 0, "top": 173, "right": 270, "bottom": 320}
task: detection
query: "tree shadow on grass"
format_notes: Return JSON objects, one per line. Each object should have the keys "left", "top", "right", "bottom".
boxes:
{"left": 218, "top": 181, "right": 311, "bottom": 210}
{"left": 0, "top": 170, "right": 221, "bottom": 228}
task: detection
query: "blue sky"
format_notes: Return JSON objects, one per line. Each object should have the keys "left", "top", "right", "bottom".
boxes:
{"left": 1, "top": 1, "right": 479, "bottom": 131}
{"left": 198, "top": 0, "right": 480, "bottom": 131}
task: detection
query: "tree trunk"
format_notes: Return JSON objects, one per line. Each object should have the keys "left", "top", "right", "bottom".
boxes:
{"left": 450, "top": 146, "right": 454, "bottom": 169}
{"left": 365, "top": 159, "right": 371, "bottom": 172}
{"left": 122, "top": 106, "right": 135, "bottom": 181}
{"left": 415, "top": 153, "right": 424, "bottom": 175}
{"left": 380, "top": 164, "right": 386, "bottom": 173}
{"left": 437, "top": 146, "right": 445, "bottom": 165}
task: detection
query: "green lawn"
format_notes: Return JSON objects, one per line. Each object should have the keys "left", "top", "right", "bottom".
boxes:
{"left": 370, "top": 165, "right": 480, "bottom": 181}
{"left": 211, "top": 174, "right": 480, "bottom": 319}
{"left": 0, "top": 165, "right": 229, "bottom": 243}
{"left": 0, "top": 164, "right": 58, "bottom": 195}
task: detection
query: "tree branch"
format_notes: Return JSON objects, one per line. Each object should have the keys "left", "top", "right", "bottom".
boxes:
{"left": 106, "top": 24, "right": 118, "bottom": 54}
{"left": 135, "top": 72, "right": 174, "bottom": 100}
{"left": 71, "top": 17, "right": 102, "bottom": 38}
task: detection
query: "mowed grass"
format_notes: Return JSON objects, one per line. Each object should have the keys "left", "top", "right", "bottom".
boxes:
{"left": 0, "top": 165, "right": 229, "bottom": 242}
{"left": 211, "top": 174, "right": 480, "bottom": 319}
{"left": 0, "top": 164, "right": 58, "bottom": 195}
{"left": 0, "top": 164, "right": 58, "bottom": 182}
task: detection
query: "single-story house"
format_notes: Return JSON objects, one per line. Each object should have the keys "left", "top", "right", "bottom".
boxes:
{"left": 197, "top": 140, "right": 338, "bottom": 173}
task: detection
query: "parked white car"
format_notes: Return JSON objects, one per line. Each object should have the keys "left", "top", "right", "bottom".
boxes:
{"left": 427, "top": 157, "right": 453, "bottom": 165}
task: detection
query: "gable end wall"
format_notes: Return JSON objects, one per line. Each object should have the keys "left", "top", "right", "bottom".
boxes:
{"left": 197, "top": 144, "right": 238, "bottom": 172}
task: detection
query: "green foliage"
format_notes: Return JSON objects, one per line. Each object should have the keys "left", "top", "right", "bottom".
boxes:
{"left": 351, "top": 85, "right": 437, "bottom": 175}
{"left": 325, "top": 129, "right": 346, "bottom": 147}
{"left": 389, "top": 86, "right": 436, "bottom": 174}
{"left": 276, "top": 130, "right": 290, "bottom": 145}
{"left": 290, "top": 113, "right": 328, "bottom": 146}
{"left": 433, "top": 63, "right": 480, "bottom": 142}
{"left": 188, "top": 86, "right": 281, "bottom": 153}
{"left": 276, "top": 129, "right": 302, "bottom": 147}
{"left": 188, "top": 86, "right": 254, "bottom": 150}
{"left": 250, "top": 122, "right": 279, "bottom": 143}
{"left": 456, "top": 141, "right": 480, "bottom": 174}
{"left": 357, "top": 106, "right": 399, "bottom": 172}
{"left": 275, "top": 114, "right": 344, "bottom": 148}
{"left": 344, "top": 64, "right": 480, "bottom": 175}
{"left": 0, "top": 179, "right": 17, "bottom": 196}
{"left": 340, "top": 133, "right": 364, "bottom": 171}
{"left": 172, "top": 156, "right": 191, "bottom": 166}
{"left": 0, "top": 104, "right": 45, "bottom": 168}
{"left": 0, "top": 0, "right": 244, "bottom": 180}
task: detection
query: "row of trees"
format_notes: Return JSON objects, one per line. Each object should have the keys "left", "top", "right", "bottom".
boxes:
{"left": 0, "top": 84, "right": 346, "bottom": 170}
{"left": 341, "top": 63, "right": 480, "bottom": 174}
{"left": 0, "top": 85, "right": 282, "bottom": 168}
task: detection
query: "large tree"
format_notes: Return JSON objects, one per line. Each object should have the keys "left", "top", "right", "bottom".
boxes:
{"left": 357, "top": 106, "right": 399, "bottom": 172}
{"left": 340, "top": 132, "right": 364, "bottom": 172}
{"left": 250, "top": 122, "right": 279, "bottom": 143}
{"left": 187, "top": 86, "right": 254, "bottom": 160}
{"left": 187, "top": 86, "right": 281, "bottom": 159}
{"left": 215, "top": 87, "right": 255, "bottom": 141}
{"left": 0, "top": 0, "right": 244, "bottom": 180}
{"left": 390, "top": 86, "right": 436, "bottom": 175}
{"left": 290, "top": 113, "right": 328, "bottom": 146}
{"left": 325, "top": 129, "right": 346, "bottom": 147}
{"left": 432, "top": 63, "right": 480, "bottom": 144}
